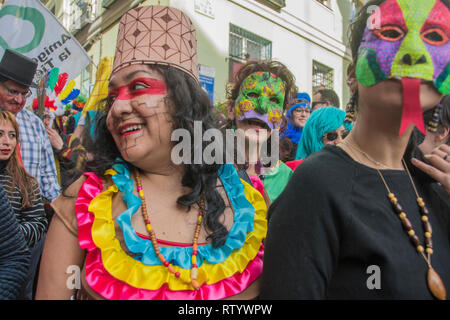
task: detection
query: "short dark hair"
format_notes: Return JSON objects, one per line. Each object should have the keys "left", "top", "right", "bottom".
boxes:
{"left": 316, "top": 88, "right": 340, "bottom": 108}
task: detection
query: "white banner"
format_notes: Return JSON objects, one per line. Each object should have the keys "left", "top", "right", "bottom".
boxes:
{"left": 0, "top": 0, "right": 91, "bottom": 83}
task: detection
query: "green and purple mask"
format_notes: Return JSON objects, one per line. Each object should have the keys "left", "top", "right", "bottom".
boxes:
{"left": 356, "top": 0, "right": 450, "bottom": 135}
{"left": 234, "top": 71, "right": 285, "bottom": 130}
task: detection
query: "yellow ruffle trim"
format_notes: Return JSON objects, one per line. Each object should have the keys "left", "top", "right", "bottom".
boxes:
{"left": 89, "top": 178, "right": 267, "bottom": 291}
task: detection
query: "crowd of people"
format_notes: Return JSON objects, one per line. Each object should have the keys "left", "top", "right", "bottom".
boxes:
{"left": 0, "top": 0, "right": 449, "bottom": 300}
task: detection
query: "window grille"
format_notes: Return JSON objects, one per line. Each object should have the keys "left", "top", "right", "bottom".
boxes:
{"left": 229, "top": 24, "right": 272, "bottom": 63}
{"left": 312, "top": 61, "right": 334, "bottom": 92}
{"left": 228, "top": 24, "right": 272, "bottom": 82}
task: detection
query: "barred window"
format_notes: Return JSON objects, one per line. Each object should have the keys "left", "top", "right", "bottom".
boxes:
{"left": 312, "top": 61, "right": 334, "bottom": 92}
{"left": 229, "top": 24, "right": 272, "bottom": 81}
{"left": 229, "top": 24, "right": 271, "bottom": 62}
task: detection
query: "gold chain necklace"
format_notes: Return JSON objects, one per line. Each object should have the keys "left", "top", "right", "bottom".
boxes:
{"left": 341, "top": 140, "right": 446, "bottom": 300}
{"left": 341, "top": 139, "right": 391, "bottom": 169}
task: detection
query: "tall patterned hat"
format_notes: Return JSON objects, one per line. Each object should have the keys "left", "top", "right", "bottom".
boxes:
{"left": 113, "top": 6, "right": 198, "bottom": 80}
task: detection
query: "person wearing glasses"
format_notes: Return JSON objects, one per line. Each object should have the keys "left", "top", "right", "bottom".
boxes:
{"left": 0, "top": 49, "right": 59, "bottom": 299}
{"left": 311, "top": 88, "right": 341, "bottom": 111}
{"left": 280, "top": 92, "right": 311, "bottom": 161}
{"left": 0, "top": 50, "right": 60, "bottom": 202}
{"left": 293, "top": 106, "right": 352, "bottom": 162}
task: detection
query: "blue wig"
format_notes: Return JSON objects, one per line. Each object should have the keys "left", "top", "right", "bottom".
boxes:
{"left": 295, "top": 107, "right": 353, "bottom": 159}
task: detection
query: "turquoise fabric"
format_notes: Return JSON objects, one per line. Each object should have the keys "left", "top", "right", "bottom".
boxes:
{"left": 110, "top": 160, "right": 255, "bottom": 268}
{"left": 295, "top": 107, "right": 353, "bottom": 159}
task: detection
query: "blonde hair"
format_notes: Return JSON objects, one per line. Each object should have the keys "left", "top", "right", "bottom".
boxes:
{"left": 0, "top": 111, "right": 37, "bottom": 208}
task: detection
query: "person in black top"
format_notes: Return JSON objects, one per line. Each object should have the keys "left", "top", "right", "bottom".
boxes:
{"left": 261, "top": 0, "right": 450, "bottom": 300}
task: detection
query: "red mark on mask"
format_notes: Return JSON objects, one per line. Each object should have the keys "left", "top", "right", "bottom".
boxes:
{"left": 400, "top": 78, "right": 426, "bottom": 136}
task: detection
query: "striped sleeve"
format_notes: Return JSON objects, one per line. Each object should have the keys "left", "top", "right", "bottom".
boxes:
{"left": 0, "top": 184, "right": 30, "bottom": 300}
{"left": 16, "top": 181, "right": 48, "bottom": 248}
{"left": 0, "top": 174, "right": 48, "bottom": 248}
{"left": 16, "top": 109, "right": 61, "bottom": 202}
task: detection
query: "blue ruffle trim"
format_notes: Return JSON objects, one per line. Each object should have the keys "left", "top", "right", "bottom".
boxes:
{"left": 108, "top": 159, "right": 255, "bottom": 268}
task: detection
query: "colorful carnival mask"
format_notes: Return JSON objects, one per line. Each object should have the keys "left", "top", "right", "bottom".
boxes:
{"left": 356, "top": 0, "right": 450, "bottom": 135}
{"left": 234, "top": 71, "right": 285, "bottom": 130}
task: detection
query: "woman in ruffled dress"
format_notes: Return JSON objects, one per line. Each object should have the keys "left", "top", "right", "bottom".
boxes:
{"left": 36, "top": 6, "right": 266, "bottom": 300}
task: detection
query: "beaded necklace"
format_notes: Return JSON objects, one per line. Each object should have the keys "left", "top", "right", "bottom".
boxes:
{"left": 342, "top": 140, "right": 447, "bottom": 300}
{"left": 135, "top": 169, "right": 204, "bottom": 290}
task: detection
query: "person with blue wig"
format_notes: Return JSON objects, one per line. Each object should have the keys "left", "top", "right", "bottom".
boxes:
{"left": 295, "top": 106, "right": 353, "bottom": 160}
{"left": 280, "top": 92, "right": 311, "bottom": 161}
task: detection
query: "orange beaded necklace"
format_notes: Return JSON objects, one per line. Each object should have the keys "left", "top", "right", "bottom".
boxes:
{"left": 376, "top": 159, "right": 446, "bottom": 300}
{"left": 135, "top": 169, "right": 204, "bottom": 290}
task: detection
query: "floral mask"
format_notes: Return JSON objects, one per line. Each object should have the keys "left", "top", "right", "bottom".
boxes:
{"left": 234, "top": 71, "right": 285, "bottom": 130}
{"left": 356, "top": 0, "right": 450, "bottom": 135}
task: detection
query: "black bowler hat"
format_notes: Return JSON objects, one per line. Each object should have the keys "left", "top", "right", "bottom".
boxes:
{"left": 0, "top": 49, "right": 38, "bottom": 88}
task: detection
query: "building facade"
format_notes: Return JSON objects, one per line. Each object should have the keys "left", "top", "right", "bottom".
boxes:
{"left": 41, "top": 0, "right": 366, "bottom": 108}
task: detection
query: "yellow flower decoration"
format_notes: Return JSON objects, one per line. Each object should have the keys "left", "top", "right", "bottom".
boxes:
{"left": 268, "top": 109, "right": 282, "bottom": 124}
{"left": 235, "top": 104, "right": 242, "bottom": 118}
{"left": 261, "top": 86, "right": 274, "bottom": 97}
{"left": 239, "top": 99, "right": 254, "bottom": 112}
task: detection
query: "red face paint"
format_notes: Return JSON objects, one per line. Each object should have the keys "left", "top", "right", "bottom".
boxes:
{"left": 108, "top": 77, "right": 167, "bottom": 103}
{"left": 400, "top": 78, "right": 426, "bottom": 136}
{"left": 377, "top": 0, "right": 408, "bottom": 33}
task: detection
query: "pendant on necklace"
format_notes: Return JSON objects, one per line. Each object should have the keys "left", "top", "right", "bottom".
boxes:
{"left": 427, "top": 267, "right": 446, "bottom": 300}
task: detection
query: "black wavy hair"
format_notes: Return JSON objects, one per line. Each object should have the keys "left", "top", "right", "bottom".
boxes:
{"left": 81, "top": 65, "right": 228, "bottom": 248}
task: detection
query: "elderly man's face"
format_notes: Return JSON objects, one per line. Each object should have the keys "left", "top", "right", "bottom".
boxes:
{"left": 0, "top": 80, "right": 31, "bottom": 114}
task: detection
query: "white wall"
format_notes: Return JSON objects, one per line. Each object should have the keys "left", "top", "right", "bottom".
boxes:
{"left": 150, "top": 0, "right": 351, "bottom": 106}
